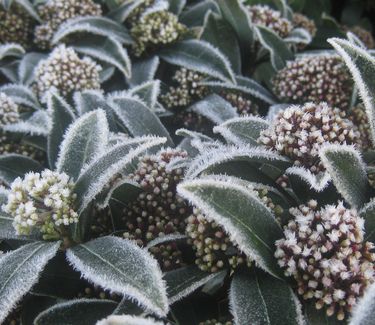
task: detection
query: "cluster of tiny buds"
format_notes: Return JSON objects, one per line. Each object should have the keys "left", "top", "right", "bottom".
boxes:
{"left": 247, "top": 5, "right": 292, "bottom": 38}
{"left": 34, "top": 45, "right": 101, "bottom": 99}
{"left": 125, "top": 0, "right": 155, "bottom": 27}
{"left": 199, "top": 320, "right": 232, "bottom": 325}
{"left": 273, "top": 55, "right": 353, "bottom": 110}
{"left": 348, "top": 104, "right": 373, "bottom": 151}
{"left": 131, "top": 10, "right": 187, "bottom": 56}
{"left": 258, "top": 102, "right": 361, "bottom": 173}
{"left": 275, "top": 200, "right": 375, "bottom": 320}
{"left": 0, "top": 92, "right": 19, "bottom": 127}
{"left": 219, "top": 91, "right": 259, "bottom": 116}
{"left": 2, "top": 170, "right": 78, "bottom": 240}
{"left": 77, "top": 283, "right": 120, "bottom": 301}
{"left": 34, "top": 0, "right": 102, "bottom": 49}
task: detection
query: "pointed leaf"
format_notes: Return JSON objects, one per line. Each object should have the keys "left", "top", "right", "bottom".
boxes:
{"left": 0, "top": 43, "right": 25, "bottom": 60}
{"left": 0, "top": 84, "right": 41, "bottom": 110}
{"left": 0, "top": 241, "right": 60, "bottom": 324}
{"left": 3, "top": 110, "right": 50, "bottom": 136}
{"left": 66, "top": 236, "right": 169, "bottom": 317}
{"left": 97, "top": 315, "right": 164, "bottom": 325}
{"left": 284, "top": 28, "right": 312, "bottom": 46}
{"left": 34, "top": 299, "right": 117, "bottom": 325}
{"left": 180, "top": 0, "right": 219, "bottom": 27}
{"left": 127, "top": 56, "right": 159, "bottom": 87}
{"left": 18, "top": 52, "right": 46, "bottom": 86}
{"left": 177, "top": 178, "right": 283, "bottom": 278}
{"left": 107, "top": 0, "right": 143, "bottom": 22}
{"left": 159, "top": 39, "right": 236, "bottom": 84}
{"left": 230, "top": 268, "right": 304, "bottom": 325}
{"left": 360, "top": 200, "right": 375, "bottom": 242}
{"left": 168, "top": 0, "right": 186, "bottom": 15}
{"left": 128, "top": 80, "right": 160, "bottom": 109}
{"left": 320, "top": 144, "right": 370, "bottom": 208}
{"left": 14, "top": 0, "right": 41, "bottom": 22}
{"left": 349, "top": 282, "right": 375, "bottom": 325}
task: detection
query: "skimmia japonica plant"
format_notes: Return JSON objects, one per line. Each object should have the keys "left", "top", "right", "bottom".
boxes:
{"left": 1, "top": 0, "right": 375, "bottom": 324}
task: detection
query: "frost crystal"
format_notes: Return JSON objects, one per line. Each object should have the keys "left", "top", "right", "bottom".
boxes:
{"left": 273, "top": 55, "right": 353, "bottom": 109}
{"left": 0, "top": 93, "right": 19, "bottom": 127}
{"left": 275, "top": 200, "right": 375, "bottom": 320}
{"left": 2, "top": 170, "right": 78, "bottom": 239}
{"left": 35, "top": 0, "right": 102, "bottom": 49}
{"left": 34, "top": 45, "right": 101, "bottom": 99}
{"left": 258, "top": 102, "right": 361, "bottom": 173}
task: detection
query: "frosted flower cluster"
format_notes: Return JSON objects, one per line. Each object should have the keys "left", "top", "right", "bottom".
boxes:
{"left": 2, "top": 170, "right": 78, "bottom": 239}
{"left": 273, "top": 55, "right": 353, "bottom": 109}
{"left": 258, "top": 102, "right": 361, "bottom": 173}
{"left": 275, "top": 200, "right": 375, "bottom": 320}
{"left": 0, "top": 92, "right": 19, "bottom": 127}
{"left": 35, "top": 0, "right": 102, "bottom": 49}
{"left": 131, "top": 10, "right": 187, "bottom": 56}
{"left": 34, "top": 45, "right": 101, "bottom": 99}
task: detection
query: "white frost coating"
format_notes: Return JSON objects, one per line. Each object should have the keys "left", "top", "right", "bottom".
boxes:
{"left": 129, "top": 80, "right": 161, "bottom": 109}
{"left": 292, "top": 290, "right": 306, "bottom": 325}
{"left": 97, "top": 315, "right": 164, "bottom": 325}
{"left": 0, "top": 84, "right": 41, "bottom": 110}
{"left": 175, "top": 128, "right": 213, "bottom": 142}
{"left": 328, "top": 38, "right": 375, "bottom": 144}
{"left": 177, "top": 178, "right": 282, "bottom": 279}
{"left": 146, "top": 234, "right": 187, "bottom": 248}
{"left": 0, "top": 241, "right": 60, "bottom": 323}
{"left": 77, "top": 136, "right": 167, "bottom": 213}
{"left": 0, "top": 43, "right": 25, "bottom": 60}
{"left": 285, "top": 166, "right": 331, "bottom": 192}
{"left": 66, "top": 237, "right": 169, "bottom": 317}
{"left": 73, "top": 89, "right": 105, "bottom": 115}
{"left": 349, "top": 282, "right": 375, "bottom": 325}
{"left": 284, "top": 28, "right": 312, "bottom": 45}
{"left": 184, "top": 144, "right": 289, "bottom": 179}
{"left": 56, "top": 109, "right": 109, "bottom": 175}
{"left": 3, "top": 110, "right": 51, "bottom": 136}
{"left": 346, "top": 32, "right": 366, "bottom": 49}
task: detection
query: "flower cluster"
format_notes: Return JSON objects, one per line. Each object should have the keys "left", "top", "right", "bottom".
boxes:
{"left": 219, "top": 91, "right": 259, "bottom": 116}
{"left": 34, "top": 0, "right": 102, "bottom": 49}
{"left": 186, "top": 189, "right": 283, "bottom": 273}
{"left": 0, "top": 5, "right": 32, "bottom": 47}
{"left": 34, "top": 45, "right": 101, "bottom": 99}
{"left": 247, "top": 5, "right": 292, "bottom": 38}
{"left": 258, "top": 102, "right": 361, "bottom": 173}
{"left": 131, "top": 10, "right": 187, "bottom": 56}
{"left": 0, "top": 92, "right": 19, "bottom": 127}
{"left": 275, "top": 200, "right": 375, "bottom": 320}
{"left": 273, "top": 55, "right": 353, "bottom": 110}
{"left": 2, "top": 170, "right": 78, "bottom": 240}
{"left": 121, "top": 149, "right": 190, "bottom": 270}
{"left": 349, "top": 104, "right": 373, "bottom": 151}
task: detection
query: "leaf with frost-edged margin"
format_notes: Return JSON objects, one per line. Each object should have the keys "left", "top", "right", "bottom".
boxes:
{"left": 56, "top": 110, "right": 109, "bottom": 180}
{"left": 189, "top": 94, "right": 238, "bottom": 125}
{"left": 0, "top": 61, "right": 19, "bottom": 83}
{"left": 254, "top": 25, "right": 294, "bottom": 71}
{"left": 66, "top": 236, "right": 169, "bottom": 317}
{"left": 108, "top": 180, "right": 143, "bottom": 208}
{"left": 52, "top": 16, "right": 132, "bottom": 45}
{"left": 107, "top": 0, "right": 143, "bottom": 22}
{"left": 284, "top": 28, "right": 312, "bottom": 46}
{"left": 230, "top": 268, "right": 304, "bottom": 325}
{"left": 349, "top": 282, "right": 375, "bottom": 325}
{"left": 215, "top": 0, "right": 254, "bottom": 53}
{"left": 70, "top": 35, "right": 131, "bottom": 78}
{"left": 159, "top": 39, "right": 236, "bottom": 84}
{"left": 319, "top": 144, "right": 370, "bottom": 208}
{"left": 0, "top": 84, "right": 41, "bottom": 110}
{"left": 184, "top": 145, "right": 291, "bottom": 179}
{"left": 112, "top": 298, "right": 144, "bottom": 316}
{"left": 166, "top": 265, "right": 227, "bottom": 304}
{"left": 213, "top": 116, "right": 269, "bottom": 146}
{"left": 146, "top": 234, "right": 187, "bottom": 249}
{"left": 3, "top": 110, "right": 50, "bottom": 136}
{"left": 0, "top": 241, "right": 60, "bottom": 324}
{"left": 18, "top": 52, "right": 46, "bottom": 86}
{"left": 200, "top": 75, "right": 277, "bottom": 105}
{"left": 177, "top": 178, "right": 283, "bottom": 278}
{"left": 266, "top": 103, "right": 289, "bottom": 122}
{"left": 128, "top": 80, "right": 160, "bottom": 109}
{"left": 73, "top": 136, "right": 166, "bottom": 213}
{"left": 0, "top": 154, "right": 43, "bottom": 185}
{"left": 328, "top": 38, "right": 375, "bottom": 145}
{"left": 346, "top": 31, "right": 366, "bottom": 49}
{"left": 97, "top": 315, "right": 164, "bottom": 325}
{"left": 360, "top": 199, "right": 375, "bottom": 242}
{"left": 176, "top": 128, "right": 213, "bottom": 142}
{"left": 14, "top": 0, "right": 41, "bottom": 22}
{"left": 0, "top": 43, "right": 24, "bottom": 60}
{"left": 111, "top": 96, "right": 173, "bottom": 146}
{"left": 201, "top": 11, "right": 241, "bottom": 74}
{"left": 46, "top": 91, "right": 75, "bottom": 170}
{"left": 286, "top": 166, "right": 332, "bottom": 192}
{"left": 168, "top": 0, "right": 186, "bottom": 15}
{"left": 127, "top": 56, "right": 159, "bottom": 87}
{"left": 179, "top": 0, "right": 219, "bottom": 27}
{"left": 34, "top": 299, "right": 117, "bottom": 325}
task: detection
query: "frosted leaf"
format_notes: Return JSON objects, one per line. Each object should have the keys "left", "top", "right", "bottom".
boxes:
{"left": 265, "top": 104, "right": 289, "bottom": 121}
{"left": 349, "top": 282, "right": 375, "bottom": 325}
{"left": 107, "top": 0, "right": 144, "bottom": 22}
{"left": 18, "top": 52, "right": 46, "bottom": 86}
{"left": 128, "top": 80, "right": 161, "bottom": 109}
{"left": 0, "top": 43, "right": 25, "bottom": 60}
{"left": 66, "top": 236, "right": 169, "bottom": 317}
{"left": 285, "top": 166, "right": 331, "bottom": 192}
{"left": 3, "top": 110, "right": 50, "bottom": 136}
{"left": 12, "top": 0, "right": 41, "bottom": 22}
{"left": 0, "top": 84, "right": 41, "bottom": 110}
{"left": 168, "top": 0, "right": 186, "bottom": 15}
{"left": 346, "top": 31, "right": 366, "bottom": 49}
{"left": 146, "top": 234, "right": 187, "bottom": 248}
{"left": 360, "top": 199, "right": 375, "bottom": 242}
{"left": 127, "top": 56, "right": 160, "bottom": 87}
{"left": 284, "top": 28, "right": 312, "bottom": 45}
{"left": 97, "top": 315, "right": 164, "bottom": 325}
{"left": 180, "top": 0, "right": 220, "bottom": 27}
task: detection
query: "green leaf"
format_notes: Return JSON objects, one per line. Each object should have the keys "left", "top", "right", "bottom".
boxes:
{"left": 34, "top": 299, "right": 117, "bottom": 325}
{"left": 107, "top": 0, "right": 143, "bottom": 22}
{"left": 328, "top": 38, "right": 375, "bottom": 145}
{"left": 128, "top": 80, "right": 160, "bottom": 110}
{"left": 126, "top": 56, "right": 159, "bottom": 87}
{"left": 168, "top": 0, "right": 186, "bottom": 15}
{"left": 0, "top": 241, "right": 60, "bottom": 324}
{"left": 230, "top": 268, "right": 304, "bottom": 325}
{"left": 201, "top": 12, "right": 241, "bottom": 74}
{"left": 56, "top": 110, "right": 109, "bottom": 180}
{"left": 179, "top": 0, "right": 219, "bottom": 27}
{"left": 18, "top": 52, "right": 46, "bottom": 86}
{"left": 159, "top": 39, "right": 236, "bottom": 84}
{"left": 165, "top": 265, "right": 227, "bottom": 304}
{"left": 66, "top": 236, "right": 169, "bottom": 317}
{"left": 213, "top": 116, "right": 269, "bottom": 146}
{"left": 178, "top": 177, "right": 283, "bottom": 278}
{"left": 349, "top": 282, "right": 375, "bottom": 325}
{"left": 0, "top": 43, "right": 25, "bottom": 60}
{"left": 0, "top": 84, "right": 41, "bottom": 110}
{"left": 97, "top": 315, "right": 164, "bottom": 325}
{"left": 14, "top": 0, "right": 41, "bottom": 22}
{"left": 3, "top": 110, "right": 50, "bottom": 136}
{"left": 254, "top": 25, "right": 294, "bottom": 71}
{"left": 360, "top": 200, "right": 375, "bottom": 242}
{"left": 46, "top": 91, "right": 75, "bottom": 170}
{"left": 111, "top": 97, "right": 173, "bottom": 146}
{"left": 320, "top": 144, "right": 370, "bottom": 208}
{"left": 0, "top": 154, "right": 43, "bottom": 185}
